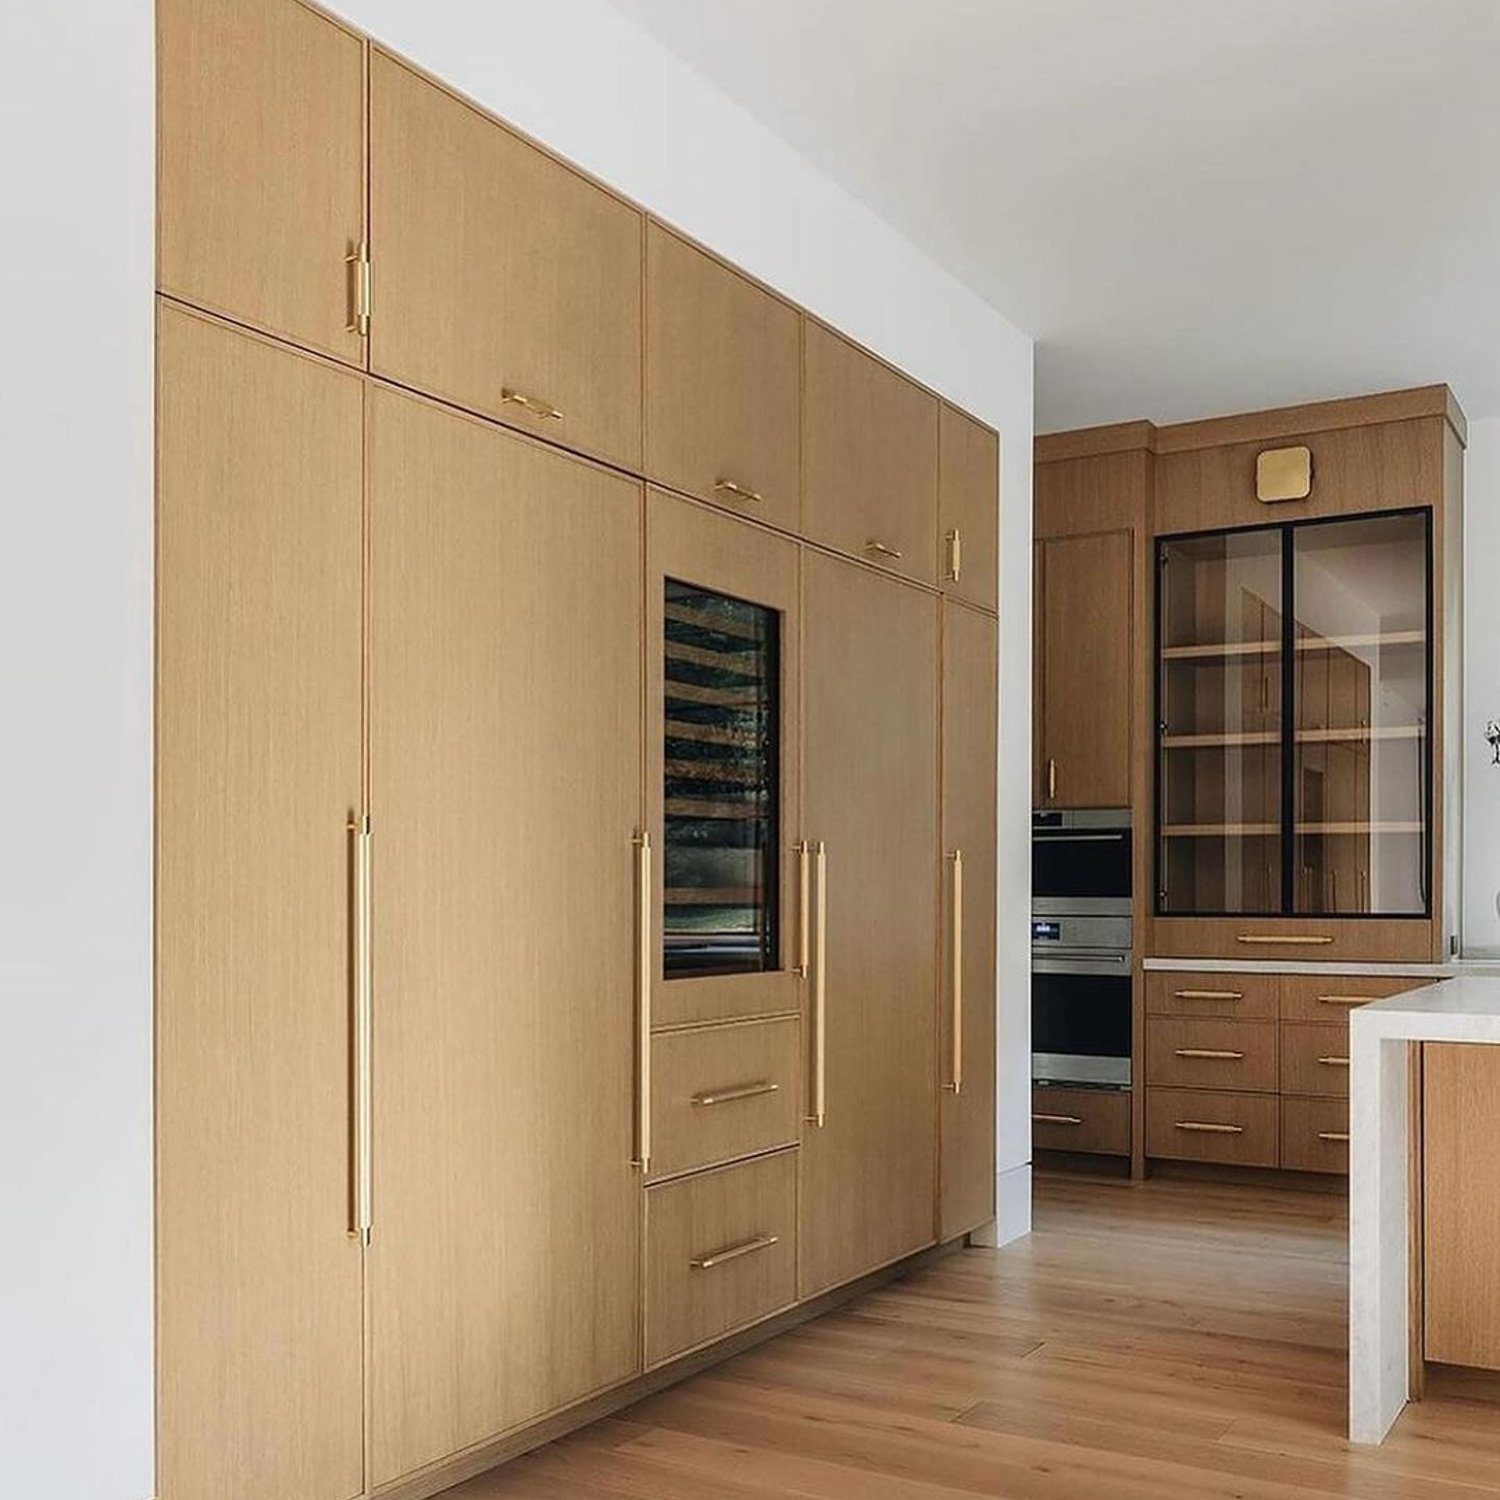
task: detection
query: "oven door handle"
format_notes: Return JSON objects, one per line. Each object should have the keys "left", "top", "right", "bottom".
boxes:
{"left": 1032, "top": 952, "right": 1132, "bottom": 975}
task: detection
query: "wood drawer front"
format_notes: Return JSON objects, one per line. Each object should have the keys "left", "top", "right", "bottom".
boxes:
{"left": 1278, "top": 974, "right": 1432, "bottom": 1024}
{"left": 1281, "top": 1098, "right": 1350, "bottom": 1174}
{"left": 1146, "top": 1017, "right": 1278, "bottom": 1093}
{"left": 646, "top": 1150, "right": 797, "bottom": 1366}
{"left": 1146, "top": 1088, "right": 1279, "bottom": 1167}
{"left": 1280, "top": 1023, "right": 1352, "bottom": 1099}
{"left": 1031, "top": 1086, "right": 1130, "bottom": 1156}
{"left": 1152, "top": 917, "right": 1436, "bottom": 965}
{"left": 648, "top": 1018, "right": 801, "bottom": 1181}
{"left": 1146, "top": 970, "right": 1278, "bottom": 1021}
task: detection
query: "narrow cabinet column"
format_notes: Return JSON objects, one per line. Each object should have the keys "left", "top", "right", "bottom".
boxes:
{"left": 800, "top": 551, "right": 939, "bottom": 1297}
{"left": 366, "top": 390, "right": 644, "bottom": 1486}
{"left": 940, "top": 601, "right": 998, "bottom": 1239}
{"left": 156, "top": 305, "right": 366, "bottom": 1500}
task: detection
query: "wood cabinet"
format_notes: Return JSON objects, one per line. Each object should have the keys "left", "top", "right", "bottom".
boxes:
{"left": 156, "top": 306, "right": 366, "bottom": 1500}
{"left": 366, "top": 388, "right": 643, "bottom": 1485}
{"left": 158, "top": 0, "right": 367, "bottom": 363}
{"left": 1031, "top": 1086, "right": 1131, "bottom": 1156}
{"left": 1034, "top": 530, "right": 1132, "bottom": 808}
{"left": 1145, "top": 1088, "right": 1279, "bottom": 1168}
{"left": 939, "top": 404, "right": 1000, "bottom": 611}
{"left": 939, "top": 601, "right": 998, "bottom": 1238}
{"left": 803, "top": 321, "right": 940, "bottom": 585}
{"left": 369, "top": 50, "right": 643, "bottom": 470}
{"left": 646, "top": 224, "right": 801, "bottom": 533}
{"left": 800, "top": 551, "right": 939, "bottom": 1296}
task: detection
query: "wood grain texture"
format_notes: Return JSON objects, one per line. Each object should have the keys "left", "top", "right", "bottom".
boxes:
{"left": 938, "top": 405, "right": 999, "bottom": 611}
{"left": 1152, "top": 915, "right": 1436, "bottom": 964}
{"left": 1145, "top": 1016, "right": 1279, "bottom": 1094}
{"left": 1034, "top": 448, "right": 1149, "bottom": 538}
{"left": 800, "top": 550, "right": 939, "bottom": 1297}
{"left": 157, "top": 0, "right": 366, "bottom": 362}
{"left": 1035, "top": 420, "right": 1159, "bottom": 464}
{"left": 1279, "top": 1023, "right": 1352, "bottom": 1099}
{"left": 1146, "top": 1088, "right": 1280, "bottom": 1166}
{"left": 155, "top": 304, "right": 365, "bottom": 1500}
{"left": 939, "top": 601, "right": 998, "bottom": 1237}
{"left": 369, "top": 50, "right": 643, "bottom": 469}
{"left": 1031, "top": 1086, "right": 1131, "bottom": 1155}
{"left": 1280, "top": 1097, "right": 1351, "bottom": 1175}
{"left": 1278, "top": 973, "right": 1433, "bottom": 1023}
{"left": 803, "top": 322, "right": 939, "bottom": 585}
{"left": 1145, "top": 969, "right": 1279, "bottom": 1021}
{"left": 645, "top": 224, "right": 801, "bottom": 533}
{"left": 366, "top": 386, "right": 643, "bottom": 1485}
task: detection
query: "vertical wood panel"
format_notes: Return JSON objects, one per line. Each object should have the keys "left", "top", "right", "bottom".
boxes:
{"left": 939, "top": 405, "right": 999, "bottom": 611}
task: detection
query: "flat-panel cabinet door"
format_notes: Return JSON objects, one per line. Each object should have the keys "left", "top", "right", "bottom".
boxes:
{"left": 800, "top": 551, "right": 939, "bottom": 1297}
{"left": 158, "top": 0, "right": 367, "bottom": 363}
{"left": 1036, "top": 530, "right": 1132, "bottom": 808}
{"left": 647, "top": 488, "right": 802, "bottom": 1029}
{"left": 156, "top": 305, "right": 365, "bottom": 1500}
{"left": 646, "top": 226, "right": 801, "bottom": 533}
{"left": 370, "top": 51, "right": 643, "bottom": 470}
{"left": 939, "top": 405, "right": 1000, "bottom": 611}
{"left": 803, "top": 322, "right": 939, "bottom": 585}
{"left": 367, "top": 389, "right": 643, "bottom": 1485}
{"left": 940, "top": 602, "right": 998, "bottom": 1239}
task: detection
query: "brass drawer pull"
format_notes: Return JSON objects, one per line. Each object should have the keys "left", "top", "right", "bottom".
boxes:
{"left": 348, "top": 813, "right": 374, "bottom": 1245}
{"left": 1318, "top": 1131, "right": 1351, "bottom": 1143}
{"left": 500, "top": 387, "right": 565, "bottom": 421}
{"left": 1046, "top": 757, "right": 1057, "bottom": 801}
{"left": 1175, "top": 1048, "right": 1245, "bottom": 1061}
{"left": 345, "top": 241, "right": 372, "bottom": 337}
{"left": 714, "top": 478, "right": 764, "bottom": 504}
{"left": 1318, "top": 995, "right": 1370, "bottom": 1007}
{"left": 1174, "top": 989, "right": 1243, "bottom": 1001}
{"left": 691, "top": 1080, "right": 779, "bottom": 1108}
{"left": 865, "top": 539, "right": 904, "bottom": 560}
{"left": 690, "top": 1233, "right": 779, "bottom": 1272}
{"left": 1033, "top": 1113, "right": 1084, "bottom": 1126}
{"left": 1175, "top": 1120, "right": 1244, "bottom": 1135}
{"left": 1236, "top": 934, "right": 1333, "bottom": 946}
{"left": 946, "top": 528, "right": 962, "bottom": 582}
{"left": 1317, "top": 1055, "right": 1351, "bottom": 1068}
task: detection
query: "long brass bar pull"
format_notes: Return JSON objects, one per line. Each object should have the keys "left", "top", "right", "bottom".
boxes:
{"left": 350, "top": 814, "right": 374, "bottom": 1245}
{"left": 1318, "top": 1056, "right": 1351, "bottom": 1068}
{"left": 945, "top": 849, "right": 964, "bottom": 1094}
{"left": 690, "top": 1234, "right": 779, "bottom": 1272}
{"left": 793, "top": 840, "right": 811, "bottom": 977}
{"left": 346, "top": 242, "right": 371, "bottom": 337}
{"left": 714, "top": 478, "right": 764, "bottom": 504}
{"left": 1174, "top": 1120, "right": 1244, "bottom": 1135}
{"left": 1236, "top": 933, "right": 1333, "bottom": 946}
{"left": 808, "top": 840, "right": 828, "bottom": 1127}
{"left": 1174, "top": 989, "right": 1243, "bottom": 1002}
{"left": 946, "top": 528, "right": 963, "bottom": 582}
{"left": 1047, "top": 758, "right": 1057, "bottom": 801}
{"left": 1175, "top": 1048, "right": 1245, "bottom": 1061}
{"left": 692, "top": 1081, "right": 779, "bottom": 1108}
{"left": 500, "top": 388, "right": 565, "bottom": 421}
{"left": 1033, "top": 1113, "right": 1083, "bottom": 1127}
{"left": 1318, "top": 995, "right": 1369, "bottom": 1008}
{"left": 1318, "top": 1131, "right": 1352, "bottom": 1143}
{"left": 633, "top": 831, "right": 652, "bottom": 1172}
{"left": 865, "top": 539, "right": 904, "bottom": 560}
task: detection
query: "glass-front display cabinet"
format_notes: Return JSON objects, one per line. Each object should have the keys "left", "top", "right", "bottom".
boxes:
{"left": 1156, "top": 509, "right": 1431, "bottom": 921}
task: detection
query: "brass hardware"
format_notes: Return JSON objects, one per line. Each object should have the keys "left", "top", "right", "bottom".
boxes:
{"left": 501, "top": 388, "right": 565, "bottom": 421}
{"left": 1174, "top": 1048, "right": 1245, "bottom": 1061}
{"left": 1174, "top": 989, "right": 1243, "bottom": 1001}
{"left": 691, "top": 1080, "right": 779, "bottom": 1108}
{"left": 808, "top": 840, "right": 827, "bottom": 1127}
{"left": 793, "top": 839, "right": 811, "bottom": 978}
{"left": 690, "top": 1233, "right": 780, "bottom": 1272}
{"left": 714, "top": 478, "right": 764, "bottom": 504}
{"left": 945, "top": 849, "right": 964, "bottom": 1095}
{"left": 1255, "top": 445, "right": 1313, "bottom": 503}
{"left": 1318, "top": 1056, "right": 1351, "bottom": 1068}
{"left": 1033, "top": 1113, "right": 1083, "bottom": 1126}
{"left": 346, "top": 242, "right": 371, "bottom": 337}
{"left": 865, "top": 539, "right": 904, "bottom": 560}
{"left": 349, "top": 814, "right": 374, "bottom": 1245}
{"left": 946, "top": 528, "right": 962, "bottom": 582}
{"left": 1047, "top": 758, "right": 1057, "bottom": 801}
{"left": 1236, "top": 934, "right": 1333, "bottom": 946}
{"left": 1318, "top": 995, "right": 1370, "bottom": 1007}
{"left": 1318, "top": 1131, "right": 1352, "bottom": 1143}
{"left": 633, "top": 831, "right": 652, "bottom": 1172}
{"left": 1174, "top": 1120, "right": 1245, "bottom": 1135}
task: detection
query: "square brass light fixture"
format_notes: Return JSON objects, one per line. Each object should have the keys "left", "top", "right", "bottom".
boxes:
{"left": 1256, "top": 445, "right": 1313, "bottom": 503}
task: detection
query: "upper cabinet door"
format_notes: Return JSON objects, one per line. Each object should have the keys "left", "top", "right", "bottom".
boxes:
{"left": 939, "top": 404, "right": 1000, "bottom": 611}
{"left": 158, "top": 0, "right": 367, "bottom": 364}
{"left": 370, "top": 51, "right": 643, "bottom": 471}
{"left": 646, "top": 226, "right": 801, "bottom": 533}
{"left": 1037, "top": 530, "right": 1132, "bottom": 809}
{"left": 803, "top": 322, "right": 939, "bottom": 584}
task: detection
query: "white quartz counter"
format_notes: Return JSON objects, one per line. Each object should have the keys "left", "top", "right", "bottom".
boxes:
{"left": 1349, "top": 976, "right": 1500, "bottom": 1444}
{"left": 1145, "top": 958, "right": 1500, "bottom": 977}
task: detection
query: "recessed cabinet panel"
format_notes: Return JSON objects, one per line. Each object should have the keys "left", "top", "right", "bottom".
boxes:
{"left": 158, "top": 0, "right": 366, "bottom": 362}
{"left": 803, "top": 322, "right": 939, "bottom": 584}
{"left": 646, "top": 224, "right": 801, "bottom": 532}
{"left": 939, "top": 405, "right": 1000, "bottom": 611}
{"left": 370, "top": 50, "right": 643, "bottom": 469}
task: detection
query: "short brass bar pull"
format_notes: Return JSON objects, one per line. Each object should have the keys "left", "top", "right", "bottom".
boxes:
{"left": 1236, "top": 934, "right": 1334, "bottom": 946}
{"left": 865, "top": 539, "right": 904, "bottom": 560}
{"left": 633, "top": 831, "right": 652, "bottom": 1172}
{"left": 346, "top": 241, "right": 371, "bottom": 337}
{"left": 1318, "top": 1056, "right": 1352, "bottom": 1068}
{"left": 692, "top": 1080, "right": 779, "bottom": 1108}
{"left": 944, "top": 849, "right": 964, "bottom": 1095}
{"left": 1175, "top": 1048, "right": 1245, "bottom": 1061}
{"left": 1033, "top": 1113, "right": 1083, "bottom": 1127}
{"left": 793, "top": 839, "right": 811, "bottom": 977}
{"left": 808, "top": 840, "right": 828, "bottom": 1127}
{"left": 1318, "top": 995, "right": 1370, "bottom": 1007}
{"left": 714, "top": 478, "right": 764, "bottom": 504}
{"left": 1175, "top": 1120, "right": 1244, "bottom": 1135}
{"left": 946, "top": 528, "right": 963, "bottom": 582}
{"left": 1047, "top": 758, "right": 1057, "bottom": 801}
{"left": 500, "top": 388, "right": 565, "bottom": 421}
{"left": 1318, "top": 1131, "right": 1352, "bottom": 1143}
{"left": 1174, "top": 989, "right": 1243, "bottom": 1001}
{"left": 690, "top": 1233, "right": 779, "bottom": 1272}
{"left": 349, "top": 814, "right": 374, "bottom": 1245}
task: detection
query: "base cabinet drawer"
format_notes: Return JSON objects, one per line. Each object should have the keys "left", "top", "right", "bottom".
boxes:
{"left": 1152, "top": 917, "right": 1434, "bottom": 965}
{"left": 1280, "top": 1023, "right": 1351, "bottom": 1099}
{"left": 1146, "top": 970, "right": 1279, "bottom": 1021}
{"left": 1031, "top": 1086, "right": 1130, "bottom": 1156}
{"left": 1146, "top": 1088, "right": 1279, "bottom": 1167}
{"left": 1146, "top": 1017, "right": 1279, "bottom": 1093}
{"left": 1281, "top": 1098, "right": 1350, "bottom": 1174}
{"left": 1278, "top": 975, "right": 1431, "bottom": 1025}
{"left": 645, "top": 1150, "right": 797, "bottom": 1366}
{"left": 648, "top": 1017, "right": 801, "bottom": 1181}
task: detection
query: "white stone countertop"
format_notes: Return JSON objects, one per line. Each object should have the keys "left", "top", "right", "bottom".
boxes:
{"left": 1145, "top": 957, "right": 1500, "bottom": 977}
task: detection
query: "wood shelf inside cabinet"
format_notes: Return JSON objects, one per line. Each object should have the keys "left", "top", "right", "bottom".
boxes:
{"left": 1161, "top": 823, "right": 1280, "bottom": 838}
{"left": 1293, "top": 821, "right": 1424, "bottom": 836}
{"left": 1294, "top": 725, "right": 1425, "bottom": 744}
{"left": 1161, "top": 730, "right": 1279, "bottom": 749}
{"left": 1295, "top": 630, "right": 1426, "bottom": 654}
{"left": 1161, "top": 640, "right": 1278, "bottom": 662}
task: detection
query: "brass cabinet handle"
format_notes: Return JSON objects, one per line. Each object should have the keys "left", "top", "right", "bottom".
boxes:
{"left": 808, "top": 840, "right": 828, "bottom": 1127}
{"left": 1318, "top": 1131, "right": 1352, "bottom": 1143}
{"left": 500, "top": 388, "right": 565, "bottom": 421}
{"left": 793, "top": 839, "right": 811, "bottom": 977}
{"left": 1236, "top": 934, "right": 1333, "bottom": 946}
{"left": 1033, "top": 1113, "right": 1084, "bottom": 1126}
{"left": 1174, "top": 989, "right": 1243, "bottom": 1001}
{"left": 1318, "top": 1055, "right": 1351, "bottom": 1068}
{"left": 714, "top": 478, "right": 764, "bottom": 504}
{"left": 345, "top": 241, "right": 372, "bottom": 337}
{"left": 1175, "top": 1120, "right": 1244, "bottom": 1135}
{"left": 1047, "top": 758, "right": 1057, "bottom": 801}
{"left": 865, "top": 539, "right": 904, "bottom": 560}
{"left": 946, "top": 528, "right": 962, "bottom": 582}
{"left": 690, "top": 1233, "right": 779, "bottom": 1272}
{"left": 633, "top": 831, "right": 652, "bottom": 1172}
{"left": 349, "top": 814, "right": 374, "bottom": 1245}
{"left": 944, "top": 849, "right": 964, "bottom": 1095}
{"left": 692, "top": 1080, "right": 779, "bottom": 1107}
{"left": 1318, "top": 995, "right": 1370, "bottom": 1007}
{"left": 1175, "top": 1048, "right": 1245, "bottom": 1061}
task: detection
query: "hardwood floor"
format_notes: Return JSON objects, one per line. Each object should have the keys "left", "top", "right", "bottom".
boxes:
{"left": 443, "top": 1170, "right": 1500, "bottom": 1499}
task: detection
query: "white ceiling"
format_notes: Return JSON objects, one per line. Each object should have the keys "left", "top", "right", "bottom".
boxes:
{"left": 602, "top": 0, "right": 1500, "bottom": 432}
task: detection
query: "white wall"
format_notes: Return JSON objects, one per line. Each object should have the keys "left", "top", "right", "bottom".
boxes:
{"left": 0, "top": 4, "right": 156, "bottom": 1499}
{"left": 1464, "top": 418, "right": 1500, "bottom": 955}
